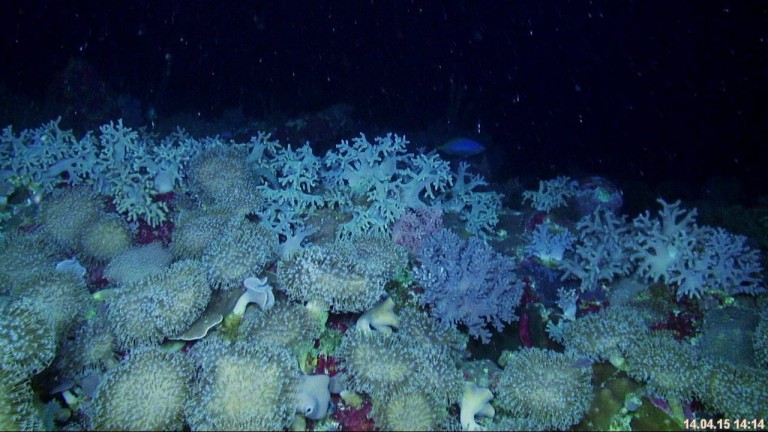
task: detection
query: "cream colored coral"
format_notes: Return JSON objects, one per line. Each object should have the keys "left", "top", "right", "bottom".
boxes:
{"left": 355, "top": 297, "right": 399, "bottom": 334}
{"left": 460, "top": 383, "right": 495, "bottom": 431}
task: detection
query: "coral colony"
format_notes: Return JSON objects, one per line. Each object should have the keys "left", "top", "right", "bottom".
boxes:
{"left": 1, "top": 118, "right": 767, "bottom": 432}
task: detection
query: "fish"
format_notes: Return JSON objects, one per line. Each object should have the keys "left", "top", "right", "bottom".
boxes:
{"left": 437, "top": 137, "right": 486, "bottom": 156}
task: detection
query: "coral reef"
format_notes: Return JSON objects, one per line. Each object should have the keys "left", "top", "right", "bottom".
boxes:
{"left": 0, "top": 369, "right": 44, "bottom": 430}
{"left": 560, "top": 208, "right": 635, "bottom": 292}
{"left": 696, "top": 359, "right": 768, "bottom": 419}
{"left": 39, "top": 187, "right": 102, "bottom": 250}
{"left": 630, "top": 199, "right": 764, "bottom": 299}
{"left": 371, "top": 388, "right": 448, "bottom": 431}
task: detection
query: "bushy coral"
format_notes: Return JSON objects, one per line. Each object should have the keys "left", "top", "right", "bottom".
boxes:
{"left": 89, "top": 347, "right": 192, "bottom": 430}
{"left": 0, "top": 296, "right": 56, "bottom": 377}
{"left": 185, "top": 336, "right": 298, "bottom": 431}
{"left": 202, "top": 219, "right": 278, "bottom": 290}
{"left": 105, "top": 259, "right": 211, "bottom": 349}
{"left": 555, "top": 306, "right": 650, "bottom": 365}
{"left": 170, "top": 207, "right": 230, "bottom": 259}
{"left": 278, "top": 236, "right": 406, "bottom": 313}
{"left": 390, "top": 205, "right": 443, "bottom": 255}
{"left": 495, "top": 347, "right": 593, "bottom": 431}
{"left": 623, "top": 331, "right": 704, "bottom": 403}
{"left": 413, "top": 228, "right": 524, "bottom": 343}
{"left": 696, "top": 359, "right": 768, "bottom": 419}
{"left": 79, "top": 212, "right": 132, "bottom": 261}
{"left": 0, "top": 369, "right": 44, "bottom": 431}
{"left": 104, "top": 242, "right": 173, "bottom": 286}
{"left": 39, "top": 187, "right": 102, "bottom": 250}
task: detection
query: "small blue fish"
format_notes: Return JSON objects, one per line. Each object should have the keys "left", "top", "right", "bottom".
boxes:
{"left": 437, "top": 137, "right": 486, "bottom": 156}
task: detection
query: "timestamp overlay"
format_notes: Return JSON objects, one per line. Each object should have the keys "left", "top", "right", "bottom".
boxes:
{"left": 685, "top": 418, "right": 766, "bottom": 431}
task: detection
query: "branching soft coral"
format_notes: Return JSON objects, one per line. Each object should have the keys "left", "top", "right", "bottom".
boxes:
{"left": 413, "top": 229, "right": 524, "bottom": 343}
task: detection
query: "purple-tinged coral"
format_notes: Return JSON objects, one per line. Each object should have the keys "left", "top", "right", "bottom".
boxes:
{"left": 390, "top": 205, "right": 443, "bottom": 255}
{"left": 413, "top": 228, "right": 524, "bottom": 343}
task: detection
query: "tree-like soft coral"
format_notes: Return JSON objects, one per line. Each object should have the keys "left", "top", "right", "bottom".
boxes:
{"left": 105, "top": 259, "right": 211, "bottom": 349}
{"left": 629, "top": 198, "right": 765, "bottom": 299}
{"left": 0, "top": 296, "right": 56, "bottom": 378}
{"left": 496, "top": 348, "right": 593, "bottom": 431}
{"left": 39, "top": 187, "right": 102, "bottom": 250}
{"left": 185, "top": 336, "right": 298, "bottom": 431}
{"left": 560, "top": 208, "right": 634, "bottom": 292}
{"left": 278, "top": 236, "right": 406, "bottom": 313}
{"left": 202, "top": 219, "right": 278, "bottom": 290}
{"left": 88, "top": 347, "right": 192, "bottom": 431}
{"left": 413, "top": 228, "right": 524, "bottom": 343}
